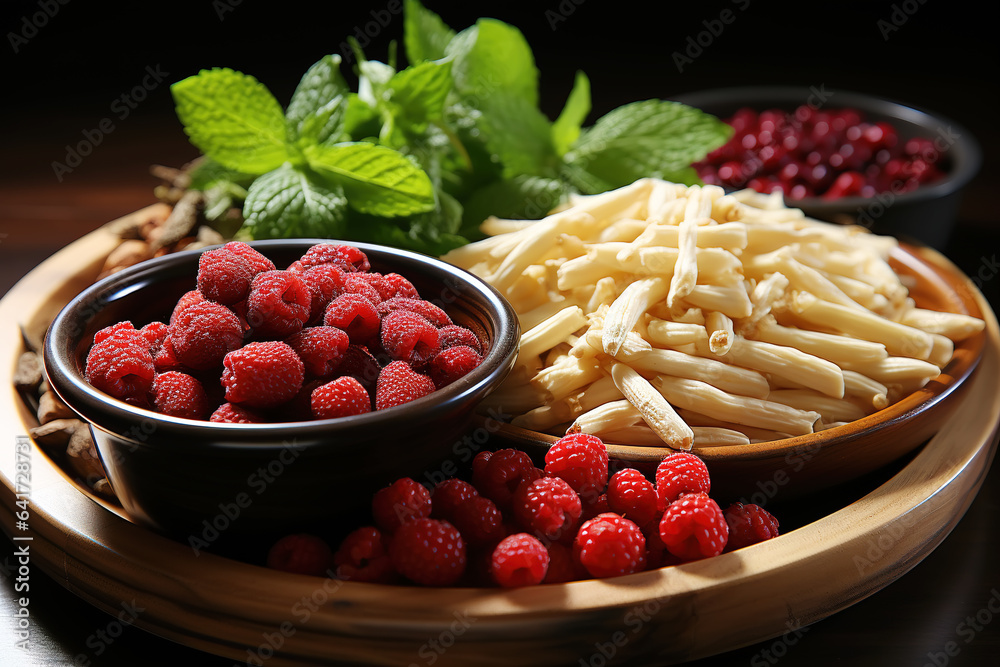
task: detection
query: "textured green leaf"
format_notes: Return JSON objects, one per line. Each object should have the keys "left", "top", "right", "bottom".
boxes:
{"left": 445, "top": 19, "right": 538, "bottom": 107}
{"left": 304, "top": 142, "right": 435, "bottom": 217}
{"left": 387, "top": 59, "right": 454, "bottom": 131}
{"left": 285, "top": 54, "right": 349, "bottom": 142}
{"left": 171, "top": 68, "right": 289, "bottom": 174}
{"left": 403, "top": 0, "right": 455, "bottom": 64}
{"left": 476, "top": 93, "right": 557, "bottom": 179}
{"left": 565, "top": 100, "right": 732, "bottom": 192}
{"left": 551, "top": 71, "right": 591, "bottom": 157}
{"left": 461, "top": 174, "right": 567, "bottom": 228}
{"left": 242, "top": 164, "right": 348, "bottom": 239}
{"left": 185, "top": 157, "right": 255, "bottom": 191}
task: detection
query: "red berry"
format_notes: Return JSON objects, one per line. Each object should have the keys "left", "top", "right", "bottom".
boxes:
{"left": 477, "top": 448, "right": 543, "bottom": 512}
{"left": 197, "top": 247, "right": 255, "bottom": 305}
{"left": 379, "top": 273, "right": 420, "bottom": 300}
{"left": 543, "top": 433, "right": 609, "bottom": 498}
{"left": 246, "top": 270, "right": 312, "bottom": 339}
{"left": 221, "top": 341, "right": 304, "bottom": 408}
{"left": 380, "top": 310, "right": 441, "bottom": 366}
{"left": 285, "top": 326, "right": 350, "bottom": 378}
{"left": 266, "top": 533, "right": 332, "bottom": 577}
{"left": 222, "top": 241, "right": 275, "bottom": 275}
{"left": 324, "top": 293, "right": 382, "bottom": 344}
{"left": 137, "top": 321, "right": 170, "bottom": 353}
{"left": 298, "top": 264, "right": 347, "bottom": 324}
{"left": 209, "top": 402, "right": 265, "bottom": 423}
{"left": 471, "top": 451, "right": 493, "bottom": 489}
{"left": 372, "top": 477, "right": 432, "bottom": 534}
{"left": 168, "top": 300, "right": 244, "bottom": 370}
{"left": 297, "top": 243, "right": 371, "bottom": 273}
{"left": 437, "top": 324, "right": 483, "bottom": 354}
{"left": 655, "top": 452, "right": 711, "bottom": 510}
{"left": 512, "top": 476, "right": 582, "bottom": 545}
{"left": 490, "top": 533, "right": 550, "bottom": 587}
{"left": 170, "top": 289, "right": 207, "bottom": 324}
{"left": 658, "top": 492, "right": 728, "bottom": 561}
{"left": 543, "top": 542, "right": 587, "bottom": 584}
{"left": 332, "top": 526, "right": 396, "bottom": 583}
{"left": 374, "top": 360, "right": 437, "bottom": 410}
{"left": 337, "top": 344, "right": 382, "bottom": 394}
{"left": 389, "top": 518, "right": 466, "bottom": 586}
{"left": 573, "top": 512, "right": 647, "bottom": 578}
{"left": 84, "top": 324, "right": 155, "bottom": 404}
{"left": 723, "top": 502, "right": 780, "bottom": 552}
{"left": 607, "top": 468, "right": 659, "bottom": 527}
{"left": 450, "top": 495, "right": 506, "bottom": 549}
{"left": 376, "top": 297, "right": 452, "bottom": 328}
{"left": 427, "top": 345, "right": 482, "bottom": 389}
{"left": 431, "top": 478, "right": 480, "bottom": 521}
{"left": 151, "top": 371, "right": 211, "bottom": 419}
{"left": 311, "top": 376, "right": 372, "bottom": 420}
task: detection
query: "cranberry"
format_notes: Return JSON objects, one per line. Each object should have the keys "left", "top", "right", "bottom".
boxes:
{"left": 823, "top": 171, "right": 866, "bottom": 200}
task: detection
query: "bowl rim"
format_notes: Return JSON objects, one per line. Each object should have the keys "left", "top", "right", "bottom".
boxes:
{"left": 42, "top": 238, "right": 520, "bottom": 450}
{"left": 669, "top": 84, "right": 983, "bottom": 211}
{"left": 491, "top": 241, "right": 988, "bottom": 467}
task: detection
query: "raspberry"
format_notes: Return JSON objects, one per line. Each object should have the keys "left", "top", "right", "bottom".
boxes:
{"left": 376, "top": 297, "right": 452, "bottom": 328}
{"left": 152, "top": 336, "right": 184, "bottom": 372}
{"left": 221, "top": 341, "right": 304, "bottom": 408}
{"left": 246, "top": 270, "right": 312, "bottom": 339}
{"left": 222, "top": 241, "right": 275, "bottom": 275}
{"left": 332, "top": 526, "right": 396, "bottom": 583}
{"left": 168, "top": 300, "right": 244, "bottom": 370}
{"left": 607, "top": 468, "right": 659, "bottom": 527}
{"left": 372, "top": 477, "right": 433, "bottom": 534}
{"left": 85, "top": 329, "right": 155, "bottom": 404}
{"left": 450, "top": 495, "right": 506, "bottom": 549}
{"left": 430, "top": 478, "right": 480, "bottom": 521}
{"left": 723, "top": 502, "right": 780, "bottom": 552}
{"left": 438, "top": 325, "right": 483, "bottom": 354}
{"left": 197, "top": 247, "right": 255, "bottom": 305}
{"left": 380, "top": 310, "right": 441, "bottom": 366}
{"left": 374, "top": 360, "right": 436, "bottom": 410}
{"left": 513, "top": 476, "right": 583, "bottom": 545}
{"left": 138, "top": 321, "right": 169, "bottom": 353}
{"left": 490, "top": 533, "right": 550, "bottom": 587}
{"left": 476, "top": 448, "right": 543, "bottom": 512}
{"left": 389, "top": 518, "right": 466, "bottom": 586}
{"left": 573, "top": 512, "right": 647, "bottom": 578}
{"left": 337, "top": 344, "right": 382, "bottom": 394}
{"left": 266, "top": 533, "right": 333, "bottom": 577}
{"left": 209, "top": 402, "right": 265, "bottom": 423}
{"left": 324, "top": 293, "right": 382, "bottom": 344}
{"left": 297, "top": 243, "right": 371, "bottom": 273}
{"left": 580, "top": 492, "right": 610, "bottom": 521}
{"left": 285, "top": 326, "right": 350, "bottom": 378}
{"left": 341, "top": 274, "right": 383, "bottom": 304}
{"left": 543, "top": 542, "right": 587, "bottom": 584}
{"left": 543, "top": 433, "right": 609, "bottom": 498}
{"left": 471, "top": 451, "right": 493, "bottom": 489}
{"left": 298, "top": 264, "right": 347, "bottom": 324}
{"left": 655, "top": 452, "right": 711, "bottom": 510}
{"left": 169, "top": 289, "right": 207, "bottom": 324}
{"left": 377, "top": 273, "right": 420, "bottom": 300}
{"left": 658, "top": 492, "right": 729, "bottom": 561}
{"left": 151, "top": 371, "right": 211, "bottom": 419}
{"left": 311, "top": 376, "right": 371, "bottom": 420}
{"left": 427, "top": 345, "right": 482, "bottom": 389}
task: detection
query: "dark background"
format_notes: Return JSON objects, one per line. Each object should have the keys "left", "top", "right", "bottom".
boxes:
{"left": 1, "top": 1, "right": 999, "bottom": 666}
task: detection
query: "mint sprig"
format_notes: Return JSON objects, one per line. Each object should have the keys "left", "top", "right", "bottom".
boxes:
{"left": 168, "top": 1, "right": 732, "bottom": 254}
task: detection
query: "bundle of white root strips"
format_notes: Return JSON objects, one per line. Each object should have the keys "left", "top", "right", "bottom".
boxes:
{"left": 441, "top": 178, "right": 986, "bottom": 450}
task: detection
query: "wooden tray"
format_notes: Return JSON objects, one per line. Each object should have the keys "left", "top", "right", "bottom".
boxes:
{"left": 2, "top": 209, "right": 999, "bottom": 666}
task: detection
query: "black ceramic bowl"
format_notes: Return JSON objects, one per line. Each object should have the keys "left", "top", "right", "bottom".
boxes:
{"left": 670, "top": 86, "right": 982, "bottom": 249}
{"left": 43, "top": 239, "right": 519, "bottom": 545}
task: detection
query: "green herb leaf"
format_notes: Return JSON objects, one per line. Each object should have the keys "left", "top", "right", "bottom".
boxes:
{"left": 551, "top": 71, "right": 591, "bottom": 157}
{"left": 403, "top": 0, "right": 455, "bottom": 64}
{"left": 461, "top": 174, "right": 567, "bottom": 229}
{"left": 445, "top": 18, "right": 538, "bottom": 107}
{"left": 171, "top": 68, "right": 289, "bottom": 175}
{"left": 285, "top": 55, "right": 350, "bottom": 143}
{"left": 185, "top": 157, "right": 256, "bottom": 191}
{"left": 565, "top": 99, "right": 732, "bottom": 194}
{"left": 475, "top": 93, "right": 558, "bottom": 179}
{"left": 387, "top": 59, "right": 454, "bottom": 133}
{"left": 242, "top": 164, "right": 348, "bottom": 239}
{"left": 304, "top": 142, "right": 435, "bottom": 217}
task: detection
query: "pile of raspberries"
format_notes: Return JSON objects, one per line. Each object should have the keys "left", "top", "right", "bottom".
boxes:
{"left": 265, "top": 435, "right": 780, "bottom": 587}
{"left": 83, "top": 242, "right": 485, "bottom": 422}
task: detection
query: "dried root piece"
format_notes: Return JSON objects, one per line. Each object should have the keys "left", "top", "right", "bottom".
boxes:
{"left": 14, "top": 351, "right": 42, "bottom": 393}
{"left": 149, "top": 189, "right": 204, "bottom": 252}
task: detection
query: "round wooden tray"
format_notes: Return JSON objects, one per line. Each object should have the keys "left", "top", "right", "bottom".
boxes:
{"left": 2, "top": 209, "right": 999, "bottom": 666}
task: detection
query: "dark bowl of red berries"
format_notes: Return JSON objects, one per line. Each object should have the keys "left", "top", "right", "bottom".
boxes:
{"left": 42, "top": 239, "right": 520, "bottom": 545}
{"left": 672, "top": 86, "right": 981, "bottom": 249}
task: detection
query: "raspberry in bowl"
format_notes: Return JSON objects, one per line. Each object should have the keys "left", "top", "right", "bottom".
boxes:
{"left": 42, "top": 240, "right": 519, "bottom": 545}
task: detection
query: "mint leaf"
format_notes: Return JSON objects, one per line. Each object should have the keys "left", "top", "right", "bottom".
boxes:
{"left": 403, "top": 0, "right": 455, "bottom": 64}
{"left": 461, "top": 174, "right": 567, "bottom": 228}
{"left": 304, "top": 142, "right": 435, "bottom": 217}
{"left": 565, "top": 99, "right": 732, "bottom": 194}
{"left": 171, "top": 68, "right": 289, "bottom": 174}
{"left": 445, "top": 18, "right": 538, "bottom": 107}
{"left": 242, "top": 164, "right": 348, "bottom": 239}
{"left": 551, "top": 71, "right": 591, "bottom": 156}
{"left": 387, "top": 59, "right": 454, "bottom": 133}
{"left": 341, "top": 93, "right": 380, "bottom": 139}
{"left": 286, "top": 55, "right": 349, "bottom": 146}
{"left": 476, "top": 93, "right": 558, "bottom": 179}
{"left": 185, "top": 157, "right": 255, "bottom": 191}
